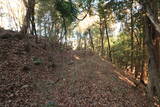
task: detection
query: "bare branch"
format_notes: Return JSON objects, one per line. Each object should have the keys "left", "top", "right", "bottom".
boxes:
{"left": 146, "top": 8, "right": 160, "bottom": 34}
{"left": 139, "top": 0, "right": 160, "bottom": 34}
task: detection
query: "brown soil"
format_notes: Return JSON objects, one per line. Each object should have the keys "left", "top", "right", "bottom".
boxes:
{"left": 0, "top": 29, "right": 158, "bottom": 107}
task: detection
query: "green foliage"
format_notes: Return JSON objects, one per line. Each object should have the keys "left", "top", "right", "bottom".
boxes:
{"left": 98, "top": 1, "right": 105, "bottom": 18}
{"left": 37, "top": 0, "right": 55, "bottom": 19}
{"left": 106, "top": 0, "right": 129, "bottom": 21}
{"left": 111, "top": 33, "right": 131, "bottom": 67}
{"left": 36, "top": 0, "right": 79, "bottom": 39}
{"left": 35, "top": 0, "right": 146, "bottom": 70}
{"left": 111, "top": 32, "right": 145, "bottom": 68}
{"left": 55, "top": 0, "right": 78, "bottom": 24}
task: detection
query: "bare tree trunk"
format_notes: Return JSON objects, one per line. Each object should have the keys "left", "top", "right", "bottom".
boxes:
{"left": 21, "top": 0, "right": 36, "bottom": 40}
{"left": 77, "top": 33, "right": 82, "bottom": 49}
{"left": 30, "top": 0, "right": 37, "bottom": 42}
{"left": 44, "top": 22, "right": 47, "bottom": 37}
{"left": 144, "top": 14, "right": 160, "bottom": 100}
{"left": 144, "top": 0, "right": 160, "bottom": 100}
{"left": 39, "top": 23, "right": 42, "bottom": 36}
{"left": 62, "top": 16, "right": 67, "bottom": 47}
{"left": 84, "top": 35, "right": 87, "bottom": 50}
{"left": 140, "top": 24, "right": 147, "bottom": 85}
{"left": 104, "top": 19, "right": 112, "bottom": 61}
{"left": 130, "top": 0, "right": 134, "bottom": 72}
{"left": 99, "top": 17, "right": 104, "bottom": 56}
{"left": 88, "top": 29, "right": 94, "bottom": 51}
{"left": 21, "top": 0, "right": 30, "bottom": 34}
{"left": 59, "top": 27, "right": 64, "bottom": 44}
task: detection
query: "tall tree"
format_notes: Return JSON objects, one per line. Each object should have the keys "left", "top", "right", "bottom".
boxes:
{"left": 21, "top": 0, "right": 36, "bottom": 35}
{"left": 130, "top": 0, "right": 134, "bottom": 72}
{"left": 104, "top": 19, "right": 112, "bottom": 61}
{"left": 99, "top": 17, "right": 104, "bottom": 56}
{"left": 88, "top": 28, "right": 95, "bottom": 51}
{"left": 30, "top": 0, "right": 37, "bottom": 39}
{"left": 21, "top": 0, "right": 31, "bottom": 34}
{"left": 142, "top": 0, "right": 160, "bottom": 99}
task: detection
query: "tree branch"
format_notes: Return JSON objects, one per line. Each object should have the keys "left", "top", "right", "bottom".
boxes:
{"left": 139, "top": 0, "right": 160, "bottom": 34}
{"left": 145, "top": 7, "right": 160, "bottom": 34}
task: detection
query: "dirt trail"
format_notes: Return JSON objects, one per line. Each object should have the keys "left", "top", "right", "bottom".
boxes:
{"left": 45, "top": 51, "right": 150, "bottom": 106}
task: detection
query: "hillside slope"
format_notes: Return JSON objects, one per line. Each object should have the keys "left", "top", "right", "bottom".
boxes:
{"left": 0, "top": 29, "right": 155, "bottom": 106}
{"left": 50, "top": 51, "right": 150, "bottom": 106}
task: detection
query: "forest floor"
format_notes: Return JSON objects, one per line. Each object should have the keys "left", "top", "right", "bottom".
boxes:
{"left": 0, "top": 29, "right": 159, "bottom": 107}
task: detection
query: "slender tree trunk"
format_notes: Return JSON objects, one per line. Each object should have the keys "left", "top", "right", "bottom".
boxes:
{"left": 38, "top": 22, "right": 42, "bottom": 42}
{"left": 49, "top": 23, "right": 54, "bottom": 38}
{"left": 104, "top": 19, "right": 112, "bottom": 61}
{"left": 99, "top": 17, "right": 104, "bottom": 56}
{"left": 140, "top": 24, "right": 147, "bottom": 84}
{"left": 39, "top": 23, "right": 42, "bottom": 36}
{"left": 84, "top": 36, "right": 87, "bottom": 50}
{"left": 59, "top": 27, "right": 64, "bottom": 44}
{"left": 62, "top": 16, "right": 67, "bottom": 46}
{"left": 76, "top": 32, "right": 82, "bottom": 49}
{"left": 30, "top": 0, "right": 37, "bottom": 42}
{"left": 88, "top": 29, "right": 94, "bottom": 51}
{"left": 130, "top": 0, "right": 134, "bottom": 72}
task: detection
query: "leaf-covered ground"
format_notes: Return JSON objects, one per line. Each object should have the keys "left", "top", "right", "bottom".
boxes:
{"left": 49, "top": 51, "right": 150, "bottom": 106}
{"left": 0, "top": 29, "right": 158, "bottom": 107}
